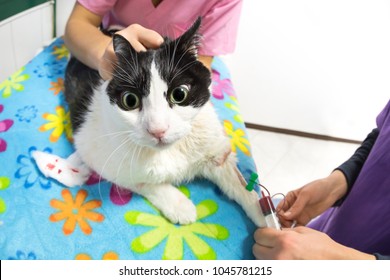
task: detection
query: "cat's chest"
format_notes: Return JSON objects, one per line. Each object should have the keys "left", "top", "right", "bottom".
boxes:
{"left": 136, "top": 149, "right": 196, "bottom": 183}
{"left": 75, "top": 131, "right": 200, "bottom": 186}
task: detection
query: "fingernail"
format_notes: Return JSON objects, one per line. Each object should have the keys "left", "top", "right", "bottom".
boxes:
{"left": 284, "top": 211, "right": 291, "bottom": 217}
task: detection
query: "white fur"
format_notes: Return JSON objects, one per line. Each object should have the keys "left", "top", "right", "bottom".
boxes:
{"left": 71, "top": 58, "right": 266, "bottom": 226}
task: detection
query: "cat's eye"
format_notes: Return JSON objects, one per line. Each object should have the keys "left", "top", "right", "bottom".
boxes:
{"left": 121, "top": 91, "right": 140, "bottom": 110}
{"left": 170, "top": 85, "right": 189, "bottom": 104}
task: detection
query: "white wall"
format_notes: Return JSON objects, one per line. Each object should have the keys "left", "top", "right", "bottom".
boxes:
{"left": 0, "top": 2, "right": 54, "bottom": 82}
{"left": 225, "top": 0, "right": 390, "bottom": 140}
{"left": 56, "top": 0, "right": 75, "bottom": 37}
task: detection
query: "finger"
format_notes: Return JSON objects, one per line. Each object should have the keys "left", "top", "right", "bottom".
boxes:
{"left": 291, "top": 225, "right": 311, "bottom": 234}
{"left": 276, "top": 191, "right": 296, "bottom": 213}
{"left": 276, "top": 192, "right": 297, "bottom": 226}
{"left": 137, "top": 28, "right": 164, "bottom": 49}
{"left": 252, "top": 243, "right": 275, "bottom": 260}
{"left": 278, "top": 216, "right": 295, "bottom": 228}
{"left": 282, "top": 192, "right": 308, "bottom": 220}
{"left": 118, "top": 25, "right": 163, "bottom": 52}
{"left": 253, "top": 227, "right": 281, "bottom": 247}
{"left": 127, "top": 39, "right": 147, "bottom": 52}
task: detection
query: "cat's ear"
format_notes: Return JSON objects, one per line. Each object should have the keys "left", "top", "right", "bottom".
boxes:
{"left": 172, "top": 17, "right": 202, "bottom": 56}
{"left": 112, "top": 34, "right": 138, "bottom": 61}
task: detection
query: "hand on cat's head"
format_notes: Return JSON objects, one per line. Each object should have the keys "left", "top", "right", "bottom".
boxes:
{"left": 99, "top": 24, "right": 164, "bottom": 80}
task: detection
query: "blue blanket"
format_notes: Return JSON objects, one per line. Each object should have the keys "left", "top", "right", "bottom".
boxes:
{"left": 0, "top": 38, "right": 259, "bottom": 260}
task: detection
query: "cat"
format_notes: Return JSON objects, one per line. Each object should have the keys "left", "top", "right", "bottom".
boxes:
{"left": 34, "top": 18, "right": 266, "bottom": 227}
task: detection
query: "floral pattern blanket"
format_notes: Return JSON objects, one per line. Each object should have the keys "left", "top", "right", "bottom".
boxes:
{"left": 0, "top": 38, "right": 258, "bottom": 260}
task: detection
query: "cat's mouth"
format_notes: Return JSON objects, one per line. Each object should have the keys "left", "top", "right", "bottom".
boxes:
{"left": 155, "top": 138, "right": 174, "bottom": 148}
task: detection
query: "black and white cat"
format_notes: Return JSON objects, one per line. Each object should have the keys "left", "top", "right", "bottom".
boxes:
{"left": 34, "top": 19, "right": 266, "bottom": 227}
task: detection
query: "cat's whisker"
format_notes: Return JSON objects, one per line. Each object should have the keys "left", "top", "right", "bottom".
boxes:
{"left": 95, "top": 136, "right": 138, "bottom": 202}
{"left": 124, "top": 143, "right": 143, "bottom": 187}
{"left": 169, "top": 32, "right": 200, "bottom": 81}
{"left": 170, "top": 46, "right": 193, "bottom": 78}
{"left": 96, "top": 130, "right": 133, "bottom": 140}
{"left": 114, "top": 47, "right": 140, "bottom": 84}
{"left": 97, "top": 134, "right": 135, "bottom": 190}
{"left": 169, "top": 60, "right": 198, "bottom": 84}
{"left": 102, "top": 56, "right": 137, "bottom": 85}
{"left": 113, "top": 144, "right": 134, "bottom": 199}
{"left": 112, "top": 52, "right": 137, "bottom": 74}
{"left": 169, "top": 34, "right": 181, "bottom": 76}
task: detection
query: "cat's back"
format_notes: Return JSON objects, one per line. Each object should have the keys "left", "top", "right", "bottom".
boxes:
{"left": 64, "top": 56, "right": 102, "bottom": 131}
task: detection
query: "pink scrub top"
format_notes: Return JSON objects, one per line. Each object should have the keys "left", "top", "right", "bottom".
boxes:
{"left": 77, "top": 0, "right": 243, "bottom": 56}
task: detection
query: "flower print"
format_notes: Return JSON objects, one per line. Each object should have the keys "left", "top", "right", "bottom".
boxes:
{"left": 75, "top": 251, "right": 119, "bottom": 260}
{"left": 86, "top": 172, "right": 133, "bottom": 206}
{"left": 223, "top": 120, "right": 251, "bottom": 156}
{"left": 224, "top": 96, "right": 244, "bottom": 123}
{"left": 50, "top": 189, "right": 104, "bottom": 235}
{"left": 211, "top": 69, "right": 234, "bottom": 100}
{"left": 0, "top": 104, "right": 14, "bottom": 152}
{"left": 125, "top": 186, "right": 229, "bottom": 260}
{"left": 0, "top": 176, "right": 10, "bottom": 214}
{"left": 49, "top": 78, "right": 64, "bottom": 95}
{"left": 110, "top": 184, "right": 133, "bottom": 205}
{"left": 0, "top": 67, "right": 30, "bottom": 98}
{"left": 8, "top": 250, "right": 37, "bottom": 260}
{"left": 39, "top": 106, "right": 72, "bottom": 142}
{"left": 15, "top": 146, "right": 52, "bottom": 189}
{"left": 33, "top": 61, "right": 63, "bottom": 79}
{"left": 15, "top": 105, "right": 38, "bottom": 123}
{"left": 52, "top": 45, "right": 69, "bottom": 60}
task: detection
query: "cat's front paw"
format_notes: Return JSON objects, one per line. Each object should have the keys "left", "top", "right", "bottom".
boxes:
{"left": 161, "top": 193, "right": 197, "bottom": 225}
{"left": 32, "top": 151, "right": 90, "bottom": 187}
{"left": 138, "top": 184, "right": 198, "bottom": 225}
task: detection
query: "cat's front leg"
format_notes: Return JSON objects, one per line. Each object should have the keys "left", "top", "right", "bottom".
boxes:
{"left": 133, "top": 183, "right": 197, "bottom": 225}
{"left": 32, "top": 151, "right": 91, "bottom": 187}
{"left": 201, "top": 153, "right": 266, "bottom": 228}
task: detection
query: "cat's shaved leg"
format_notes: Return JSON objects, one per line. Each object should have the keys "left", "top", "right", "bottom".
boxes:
{"left": 211, "top": 138, "right": 232, "bottom": 166}
{"left": 202, "top": 154, "right": 266, "bottom": 228}
{"left": 134, "top": 183, "right": 197, "bottom": 225}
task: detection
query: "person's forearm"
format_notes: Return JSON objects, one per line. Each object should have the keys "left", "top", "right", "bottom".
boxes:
{"left": 198, "top": 55, "right": 213, "bottom": 71}
{"left": 63, "top": 4, "right": 110, "bottom": 71}
{"left": 326, "top": 170, "right": 349, "bottom": 204}
{"left": 64, "top": 20, "right": 110, "bottom": 71}
{"left": 336, "top": 245, "right": 376, "bottom": 260}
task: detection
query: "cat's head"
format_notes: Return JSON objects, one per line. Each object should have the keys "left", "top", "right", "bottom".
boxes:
{"left": 106, "top": 18, "right": 211, "bottom": 149}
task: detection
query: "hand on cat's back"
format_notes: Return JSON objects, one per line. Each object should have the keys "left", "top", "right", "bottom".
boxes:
{"left": 99, "top": 24, "right": 164, "bottom": 80}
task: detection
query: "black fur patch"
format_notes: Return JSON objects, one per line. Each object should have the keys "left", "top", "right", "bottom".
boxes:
{"left": 64, "top": 56, "right": 101, "bottom": 132}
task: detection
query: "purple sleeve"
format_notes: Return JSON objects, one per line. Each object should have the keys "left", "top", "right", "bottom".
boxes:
{"left": 334, "top": 100, "right": 390, "bottom": 206}
{"left": 376, "top": 100, "right": 390, "bottom": 130}
{"left": 334, "top": 128, "right": 379, "bottom": 206}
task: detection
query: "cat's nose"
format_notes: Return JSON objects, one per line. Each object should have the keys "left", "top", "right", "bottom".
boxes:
{"left": 147, "top": 127, "right": 168, "bottom": 140}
